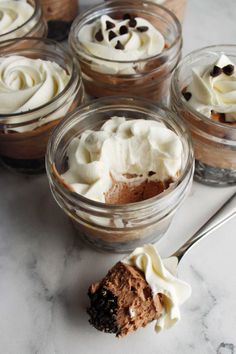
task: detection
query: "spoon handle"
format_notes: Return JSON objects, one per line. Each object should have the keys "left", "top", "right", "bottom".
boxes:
{"left": 172, "top": 191, "right": 236, "bottom": 262}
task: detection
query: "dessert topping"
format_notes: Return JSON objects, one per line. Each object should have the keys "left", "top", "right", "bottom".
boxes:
{"left": 106, "top": 20, "right": 115, "bottom": 30}
{"left": 222, "top": 64, "right": 234, "bottom": 76}
{"left": 115, "top": 40, "right": 124, "bottom": 50}
{"left": 137, "top": 26, "right": 149, "bottom": 32}
{"left": 210, "top": 65, "right": 222, "bottom": 77}
{"left": 119, "top": 25, "right": 128, "bottom": 35}
{"left": 122, "top": 244, "right": 191, "bottom": 332}
{"left": 183, "top": 54, "right": 236, "bottom": 122}
{"left": 61, "top": 117, "right": 183, "bottom": 203}
{"left": 128, "top": 18, "right": 137, "bottom": 28}
{"left": 108, "top": 30, "right": 117, "bottom": 41}
{"left": 123, "top": 13, "right": 131, "bottom": 20}
{"left": 182, "top": 91, "right": 192, "bottom": 101}
{"left": 95, "top": 29, "right": 104, "bottom": 42}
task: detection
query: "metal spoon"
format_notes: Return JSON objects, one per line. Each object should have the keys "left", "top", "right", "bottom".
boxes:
{"left": 171, "top": 191, "right": 236, "bottom": 266}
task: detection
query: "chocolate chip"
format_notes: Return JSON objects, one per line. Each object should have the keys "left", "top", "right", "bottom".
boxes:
{"left": 148, "top": 171, "right": 156, "bottom": 177}
{"left": 119, "top": 25, "right": 128, "bottom": 35}
{"left": 106, "top": 20, "right": 115, "bottom": 30}
{"left": 222, "top": 64, "right": 234, "bottom": 76}
{"left": 108, "top": 30, "right": 117, "bottom": 41}
{"left": 95, "top": 29, "right": 103, "bottom": 42}
{"left": 182, "top": 91, "right": 192, "bottom": 101}
{"left": 136, "top": 26, "right": 149, "bottom": 32}
{"left": 128, "top": 18, "right": 137, "bottom": 28}
{"left": 123, "top": 13, "right": 131, "bottom": 20}
{"left": 210, "top": 65, "right": 222, "bottom": 77}
{"left": 115, "top": 40, "right": 124, "bottom": 50}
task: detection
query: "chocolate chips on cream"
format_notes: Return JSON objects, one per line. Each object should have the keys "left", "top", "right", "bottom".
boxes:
{"left": 210, "top": 65, "right": 222, "bottom": 77}
{"left": 222, "top": 64, "right": 234, "bottom": 76}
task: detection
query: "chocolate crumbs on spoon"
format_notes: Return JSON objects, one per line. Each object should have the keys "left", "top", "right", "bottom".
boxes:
{"left": 115, "top": 40, "right": 124, "bottom": 50}
{"left": 210, "top": 65, "right": 222, "bottom": 77}
{"left": 222, "top": 64, "right": 234, "bottom": 76}
{"left": 95, "top": 29, "right": 104, "bottom": 42}
{"left": 109, "top": 30, "right": 117, "bottom": 41}
{"left": 106, "top": 21, "right": 115, "bottom": 30}
{"left": 136, "top": 26, "right": 149, "bottom": 32}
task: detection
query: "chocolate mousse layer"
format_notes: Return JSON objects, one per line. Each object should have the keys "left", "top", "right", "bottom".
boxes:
{"left": 88, "top": 261, "right": 163, "bottom": 337}
{"left": 105, "top": 177, "right": 172, "bottom": 204}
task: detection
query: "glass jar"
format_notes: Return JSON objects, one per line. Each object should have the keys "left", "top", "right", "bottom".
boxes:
{"left": 0, "top": 38, "right": 84, "bottom": 174}
{"left": 69, "top": 0, "right": 182, "bottom": 104}
{"left": 46, "top": 96, "right": 194, "bottom": 252}
{"left": 170, "top": 45, "right": 236, "bottom": 186}
{"left": 0, "top": 0, "right": 47, "bottom": 48}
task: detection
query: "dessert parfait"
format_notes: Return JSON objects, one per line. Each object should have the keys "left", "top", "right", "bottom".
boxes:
{"left": 0, "top": 37, "right": 84, "bottom": 173}
{"left": 0, "top": 0, "right": 47, "bottom": 48}
{"left": 46, "top": 97, "right": 193, "bottom": 252}
{"left": 88, "top": 244, "right": 191, "bottom": 337}
{"left": 171, "top": 45, "right": 236, "bottom": 186}
{"left": 69, "top": 0, "right": 182, "bottom": 102}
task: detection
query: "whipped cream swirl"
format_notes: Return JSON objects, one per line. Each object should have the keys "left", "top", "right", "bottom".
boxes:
{"left": 184, "top": 54, "right": 236, "bottom": 122}
{"left": 122, "top": 244, "right": 191, "bottom": 332}
{"left": 78, "top": 14, "right": 165, "bottom": 74}
{"left": 0, "top": 0, "right": 34, "bottom": 36}
{"left": 62, "top": 116, "right": 183, "bottom": 203}
{"left": 0, "top": 55, "right": 71, "bottom": 132}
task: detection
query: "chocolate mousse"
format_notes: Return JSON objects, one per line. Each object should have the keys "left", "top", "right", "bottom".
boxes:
{"left": 87, "top": 244, "right": 191, "bottom": 337}
{"left": 69, "top": 2, "right": 182, "bottom": 101}
{"left": 88, "top": 261, "right": 163, "bottom": 337}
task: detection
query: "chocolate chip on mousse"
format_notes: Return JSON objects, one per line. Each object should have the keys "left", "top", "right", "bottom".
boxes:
{"left": 115, "top": 40, "right": 124, "bottom": 50}
{"left": 210, "top": 65, "right": 222, "bottom": 77}
{"left": 108, "top": 30, "right": 117, "bottom": 41}
{"left": 128, "top": 18, "right": 137, "bottom": 28}
{"left": 182, "top": 91, "right": 192, "bottom": 101}
{"left": 95, "top": 29, "right": 104, "bottom": 42}
{"left": 119, "top": 25, "right": 128, "bottom": 35}
{"left": 136, "top": 26, "right": 149, "bottom": 32}
{"left": 106, "top": 20, "right": 115, "bottom": 30}
{"left": 222, "top": 64, "right": 234, "bottom": 76}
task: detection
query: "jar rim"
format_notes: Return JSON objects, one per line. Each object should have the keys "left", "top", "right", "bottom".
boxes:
{"left": 46, "top": 95, "right": 194, "bottom": 211}
{"left": 0, "top": 37, "right": 80, "bottom": 120}
{"left": 172, "top": 44, "right": 236, "bottom": 131}
{"left": 0, "top": 0, "right": 41, "bottom": 39}
{"left": 69, "top": 0, "right": 182, "bottom": 65}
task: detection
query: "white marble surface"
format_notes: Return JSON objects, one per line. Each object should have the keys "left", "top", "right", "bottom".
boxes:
{"left": 1, "top": 0, "right": 236, "bottom": 353}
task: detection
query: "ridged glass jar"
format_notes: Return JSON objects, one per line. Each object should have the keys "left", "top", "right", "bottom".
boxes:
{"left": 69, "top": 0, "right": 182, "bottom": 104}
{"left": 46, "top": 96, "right": 194, "bottom": 252}
{"left": 171, "top": 45, "right": 236, "bottom": 186}
{"left": 0, "top": 0, "right": 47, "bottom": 48}
{"left": 0, "top": 38, "right": 84, "bottom": 174}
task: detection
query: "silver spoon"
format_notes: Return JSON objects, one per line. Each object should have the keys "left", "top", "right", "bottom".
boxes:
{"left": 171, "top": 191, "right": 236, "bottom": 266}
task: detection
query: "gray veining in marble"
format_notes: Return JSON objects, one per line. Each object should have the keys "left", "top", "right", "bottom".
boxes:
{"left": 1, "top": 0, "right": 236, "bottom": 353}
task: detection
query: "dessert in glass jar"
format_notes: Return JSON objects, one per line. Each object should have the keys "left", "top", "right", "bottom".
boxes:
{"left": 69, "top": 0, "right": 182, "bottom": 103}
{"left": 171, "top": 45, "right": 236, "bottom": 186}
{"left": 46, "top": 96, "right": 193, "bottom": 252}
{"left": 0, "top": 37, "right": 84, "bottom": 174}
{"left": 0, "top": 0, "right": 47, "bottom": 48}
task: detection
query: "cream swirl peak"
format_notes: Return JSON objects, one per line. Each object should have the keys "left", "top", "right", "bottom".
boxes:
{"left": 183, "top": 54, "right": 236, "bottom": 122}
{"left": 0, "top": 0, "right": 34, "bottom": 36}
{"left": 62, "top": 117, "right": 183, "bottom": 203}
{"left": 0, "top": 55, "right": 70, "bottom": 114}
{"left": 78, "top": 14, "right": 165, "bottom": 74}
{"left": 122, "top": 244, "right": 191, "bottom": 332}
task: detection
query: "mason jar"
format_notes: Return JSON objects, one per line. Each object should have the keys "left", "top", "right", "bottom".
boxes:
{"left": 170, "top": 45, "right": 236, "bottom": 186}
{"left": 69, "top": 0, "right": 182, "bottom": 104}
{"left": 46, "top": 96, "right": 194, "bottom": 252}
{"left": 0, "top": 37, "right": 84, "bottom": 174}
{"left": 0, "top": 0, "right": 47, "bottom": 48}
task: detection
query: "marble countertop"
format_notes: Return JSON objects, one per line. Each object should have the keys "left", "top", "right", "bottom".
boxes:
{"left": 1, "top": 0, "right": 236, "bottom": 353}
